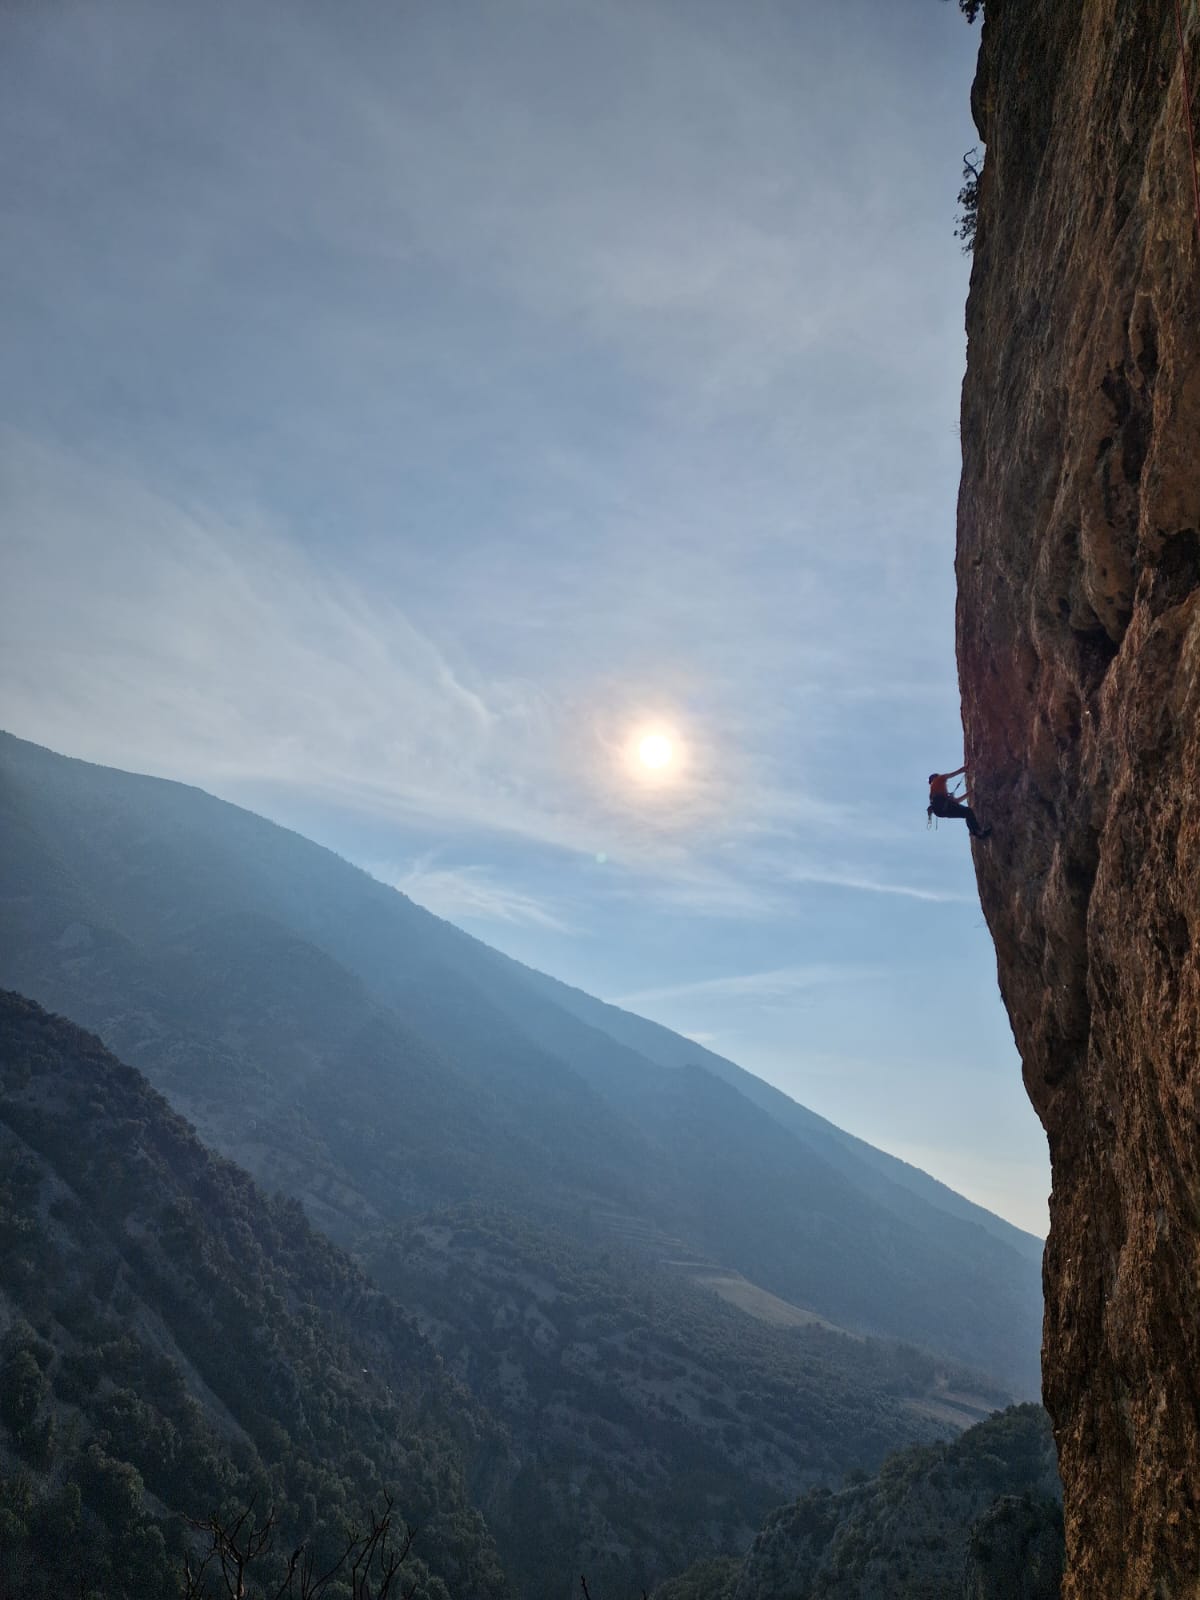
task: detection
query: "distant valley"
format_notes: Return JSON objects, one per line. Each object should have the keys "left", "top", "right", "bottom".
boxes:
{"left": 0, "top": 732, "right": 1047, "bottom": 1597}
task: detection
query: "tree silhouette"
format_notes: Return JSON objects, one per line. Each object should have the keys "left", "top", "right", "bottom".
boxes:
{"left": 182, "top": 1495, "right": 416, "bottom": 1600}
{"left": 956, "top": 149, "right": 983, "bottom": 252}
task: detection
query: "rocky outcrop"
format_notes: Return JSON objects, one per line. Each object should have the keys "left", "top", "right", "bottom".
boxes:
{"left": 957, "top": 1, "right": 1200, "bottom": 1595}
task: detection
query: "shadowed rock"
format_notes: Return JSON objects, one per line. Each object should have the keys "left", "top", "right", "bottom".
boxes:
{"left": 957, "top": 0, "right": 1200, "bottom": 1593}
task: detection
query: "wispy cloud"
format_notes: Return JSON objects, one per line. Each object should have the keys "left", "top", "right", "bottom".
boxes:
{"left": 0, "top": 426, "right": 977, "bottom": 934}
{"left": 785, "top": 868, "right": 975, "bottom": 904}
{"left": 0, "top": 0, "right": 971, "bottom": 910}
{"left": 613, "top": 962, "right": 874, "bottom": 1010}
{"left": 389, "top": 856, "right": 573, "bottom": 934}
{"left": 0, "top": 435, "right": 829, "bottom": 895}
{"left": 0, "top": 434, "right": 519, "bottom": 824}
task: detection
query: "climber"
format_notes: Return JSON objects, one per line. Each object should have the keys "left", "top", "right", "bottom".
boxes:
{"left": 927, "top": 764, "right": 991, "bottom": 838}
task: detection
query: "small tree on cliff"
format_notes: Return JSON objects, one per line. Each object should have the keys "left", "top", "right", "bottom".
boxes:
{"left": 942, "top": 0, "right": 982, "bottom": 21}
{"left": 956, "top": 148, "right": 982, "bottom": 252}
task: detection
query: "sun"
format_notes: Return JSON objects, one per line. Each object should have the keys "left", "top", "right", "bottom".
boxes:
{"left": 638, "top": 732, "right": 674, "bottom": 771}
{"left": 621, "top": 719, "right": 684, "bottom": 790}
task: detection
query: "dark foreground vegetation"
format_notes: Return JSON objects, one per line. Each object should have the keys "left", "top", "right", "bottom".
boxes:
{"left": 0, "top": 991, "right": 1001, "bottom": 1599}
{"left": 657, "top": 1405, "right": 1062, "bottom": 1600}
{"left": 0, "top": 993, "right": 507, "bottom": 1600}
{"left": 0, "top": 993, "right": 1060, "bottom": 1600}
{"left": 367, "top": 1209, "right": 1006, "bottom": 1597}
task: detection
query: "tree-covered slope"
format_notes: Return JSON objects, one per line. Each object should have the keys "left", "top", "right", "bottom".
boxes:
{"left": 364, "top": 1206, "right": 1009, "bottom": 1599}
{"left": 0, "top": 992, "right": 1006, "bottom": 1600}
{"left": 657, "top": 1405, "right": 1062, "bottom": 1600}
{"left": 0, "top": 731, "right": 1042, "bottom": 1393}
{"left": 0, "top": 992, "right": 508, "bottom": 1600}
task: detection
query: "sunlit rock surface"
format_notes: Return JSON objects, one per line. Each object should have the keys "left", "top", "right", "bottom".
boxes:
{"left": 958, "top": 1, "right": 1200, "bottom": 1594}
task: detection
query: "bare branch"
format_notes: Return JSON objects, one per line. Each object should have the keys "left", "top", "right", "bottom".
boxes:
{"left": 181, "top": 1493, "right": 415, "bottom": 1600}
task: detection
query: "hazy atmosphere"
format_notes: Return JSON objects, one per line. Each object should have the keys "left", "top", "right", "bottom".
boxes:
{"left": 0, "top": 0, "right": 1047, "bottom": 1231}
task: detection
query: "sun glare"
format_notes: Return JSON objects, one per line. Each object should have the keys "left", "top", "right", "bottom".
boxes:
{"left": 624, "top": 726, "right": 681, "bottom": 787}
{"left": 620, "top": 720, "right": 685, "bottom": 792}
{"left": 638, "top": 733, "right": 674, "bottom": 770}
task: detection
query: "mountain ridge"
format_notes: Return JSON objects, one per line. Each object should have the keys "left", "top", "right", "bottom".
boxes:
{"left": 489, "top": 952, "right": 1043, "bottom": 1263}
{"left": 0, "top": 729, "right": 1042, "bottom": 1394}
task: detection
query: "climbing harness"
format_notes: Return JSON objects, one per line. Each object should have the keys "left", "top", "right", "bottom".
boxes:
{"left": 1176, "top": 0, "right": 1200, "bottom": 249}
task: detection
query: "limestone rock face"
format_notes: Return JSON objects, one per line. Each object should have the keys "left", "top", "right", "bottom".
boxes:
{"left": 957, "top": 1, "right": 1200, "bottom": 1595}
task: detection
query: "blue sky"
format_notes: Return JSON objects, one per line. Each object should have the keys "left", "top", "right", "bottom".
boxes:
{"left": 0, "top": 0, "right": 1050, "bottom": 1232}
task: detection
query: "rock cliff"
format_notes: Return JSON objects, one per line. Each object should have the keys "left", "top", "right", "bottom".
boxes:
{"left": 957, "top": 1, "right": 1200, "bottom": 1595}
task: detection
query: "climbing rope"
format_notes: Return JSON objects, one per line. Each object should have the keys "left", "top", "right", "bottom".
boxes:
{"left": 1175, "top": 0, "right": 1200, "bottom": 249}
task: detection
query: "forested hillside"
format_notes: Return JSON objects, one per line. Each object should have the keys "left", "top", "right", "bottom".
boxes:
{"left": 0, "top": 993, "right": 507, "bottom": 1600}
{"left": 657, "top": 1405, "right": 1062, "bottom": 1600}
{"left": 0, "top": 992, "right": 994, "bottom": 1599}
{"left": 365, "top": 1209, "right": 1007, "bottom": 1598}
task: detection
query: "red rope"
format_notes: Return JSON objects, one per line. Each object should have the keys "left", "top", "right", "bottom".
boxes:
{"left": 1175, "top": 0, "right": 1200, "bottom": 249}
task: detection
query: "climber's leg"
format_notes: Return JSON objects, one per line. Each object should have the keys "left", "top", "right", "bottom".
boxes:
{"left": 932, "top": 797, "right": 991, "bottom": 837}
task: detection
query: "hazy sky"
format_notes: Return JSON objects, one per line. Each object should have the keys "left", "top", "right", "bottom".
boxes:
{"left": 0, "top": 0, "right": 1050, "bottom": 1233}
